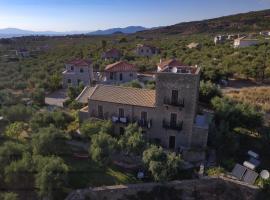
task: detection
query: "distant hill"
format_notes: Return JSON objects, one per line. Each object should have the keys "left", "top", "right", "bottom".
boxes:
{"left": 87, "top": 26, "right": 147, "bottom": 35}
{"left": 139, "top": 9, "right": 270, "bottom": 35}
{"left": 0, "top": 26, "right": 148, "bottom": 38}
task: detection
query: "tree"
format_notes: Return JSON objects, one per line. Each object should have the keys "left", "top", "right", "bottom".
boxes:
{"left": 101, "top": 40, "right": 107, "bottom": 51}
{"left": 32, "top": 88, "right": 45, "bottom": 106}
{"left": 80, "top": 120, "right": 113, "bottom": 138}
{"left": 118, "top": 124, "right": 146, "bottom": 155}
{"left": 2, "top": 104, "right": 32, "bottom": 122}
{"left": 0, "top": 142, "right": 27, "bottom": 176}
{"left": 67, "top": 84, "right": 84, "bottom": 100}
{"left": 89, "top": 132, "right": 117, "bottom": 165}
{"left": 4, "top": 153, "right": 33, "bottom": 189}
{"left": 30, "top": 111, "right": 74, "bottom": 131}
{"left": 199, "top": 80, "right": 221, "bottom": 104}
{"left": 143, "top": 145, "right": 182, "bottom": 181}
{"left": 32, "top": 126, "right": 66, "bottom": 156}
{"left": 0, "top": 192, "right": 18, "bottom": 200}
{"left": 4, "top": 122, "right": 25, "bottom": 139}
{"left": 34, "top": 156, "right": 68, "bottom": 200}
{"left": 49, "top": 73, "right": 62, "bottom": 91}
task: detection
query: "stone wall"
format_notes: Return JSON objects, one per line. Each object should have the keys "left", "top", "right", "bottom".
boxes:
{"left": 65, "top": 177, "right": 259, "bottom": 200}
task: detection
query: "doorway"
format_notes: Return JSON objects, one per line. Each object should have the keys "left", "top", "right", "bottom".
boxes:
{"left": 169, "top": 136, "right": 175, "bottom": 149}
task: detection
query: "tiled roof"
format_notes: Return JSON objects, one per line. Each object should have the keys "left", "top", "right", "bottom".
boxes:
{"left": 157, "top": 59, "right": 184, "bottom": 70}
{"left": 89, "top": 84, "right": 156, "bottom": 108}
{"left": 105, "top": 61, "right": 138, "bottom": 72}
{"left": 67, "top": 59, "right": 92, "bottom": 66}
{"left": 76, "top": 86, "right": 96, "bottom": 103}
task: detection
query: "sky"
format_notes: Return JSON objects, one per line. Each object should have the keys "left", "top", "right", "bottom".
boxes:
{"left": 0, "top": 0, "right": 270, "bottom": 32}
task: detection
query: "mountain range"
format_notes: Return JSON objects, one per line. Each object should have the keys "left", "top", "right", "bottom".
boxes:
{"left": 1, "top": 9, "right": 270, "bottom": 38}
{"left": 0, "top": 26, "right": 147, "bottom": 38}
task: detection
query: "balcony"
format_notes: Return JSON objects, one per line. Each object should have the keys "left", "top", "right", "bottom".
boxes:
{"left": 164, "top": 97, "right": 184, "bottom": 108}
{"left": 162, "top": 120, "right": 183, "bottom": 131}
{"left": 111, "top": 116, "right": 129, "bottom": 124}
{"left": 137, "top": 119, "right": 152, "bottom": 129}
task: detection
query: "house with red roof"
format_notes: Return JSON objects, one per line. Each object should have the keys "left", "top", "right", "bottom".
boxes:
{"left": 62, "top": 59, "right": 94, "bottom": 87}
{"left": 103, "top": 61, "right": 138, "bottom": 83}
{"left": 102, "top": 48, "right": 121, "bottom": 60}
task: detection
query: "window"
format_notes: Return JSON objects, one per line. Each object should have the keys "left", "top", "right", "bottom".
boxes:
{"left": 119, "top": 73, "right": 123, "bottom": 81}
{"left": 110, "top": 72, "right": 114, "bottom": 80}
{"left": 170, "top": 113, "right": 177, "bottom": 127}
{"left": 77, "top": 79, "right": 81, "bottom": 85}
{"left": 70, "top": 66, "right": 74, "bottom": 71}
{"left": 119, "top": 108, "right": 124, "bottom": 118}
{"left": 98, "top": 105, "right": 103, "bottom": 118}
{"left": 141, "top": 111, "right": 148, "bottom": 122}
{"left": 130, "top": 73, "right": 133, "bottom": 77}
{"left": 80, "top": 68, "right": 84, "bottom": 73}
{"left": 67, "top": 79, "right": 71, "bottom": 84}
{"left": 171, "top": 90, "right": 178, "bottom": 105}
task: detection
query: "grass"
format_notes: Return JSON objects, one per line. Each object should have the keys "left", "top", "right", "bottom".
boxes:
{"left": 225, "top": 87, "right": 270, "bottom": 112}
{"left": 65, "top": 157, "right": 139, "bottom": 189}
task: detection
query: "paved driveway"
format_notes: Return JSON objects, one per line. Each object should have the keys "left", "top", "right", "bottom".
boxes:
{"left": 45, "top": 89, "right": 68, "bottom": 107}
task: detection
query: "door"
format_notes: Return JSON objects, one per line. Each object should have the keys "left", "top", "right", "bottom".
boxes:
{"left": 171, "top": 90, "right": 178, "bottom": 105}
{"left": 169, "top": 136, "right": 175, "bottom": 149}
{"left": 119, "top": 127, "right": 125, "bottom": 135}
{"left": 119, "top": 73, "right": 123, "bottom": 81}
{"left": 170, "top": 113, "right": 177, "bottom": 128}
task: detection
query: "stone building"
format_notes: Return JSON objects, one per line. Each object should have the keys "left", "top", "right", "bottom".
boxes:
{"left": 135, "top": 44, "right": 159, "bottom": 57}
{"left": 62, "top": 59, "right": 94, "bottom": 88}
{"left": 78, "top": 60, "right": 209, "bottom": 162}
{"left": 103, "top": 61, "right": 138, "bottom": 84}
{"left": 102, "top": 48, "right": 121, "bottom": 60}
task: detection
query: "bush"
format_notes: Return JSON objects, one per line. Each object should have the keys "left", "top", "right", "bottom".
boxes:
{"left": 206, "top": 167, "right": 225, "bottom": 176}
{"left": 80, "top": 120, "right": 113, "bottom": 138}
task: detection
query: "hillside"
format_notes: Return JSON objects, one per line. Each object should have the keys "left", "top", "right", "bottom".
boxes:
{"left": 139, "top": 9, "right": 270, "bottom": 35}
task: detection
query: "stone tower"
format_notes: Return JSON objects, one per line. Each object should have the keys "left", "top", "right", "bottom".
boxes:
{"left": 155, "top": 60, "right": 201, "bottom": 152}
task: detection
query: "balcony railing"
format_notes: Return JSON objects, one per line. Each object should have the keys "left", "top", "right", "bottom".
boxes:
{"left": 162, "top": 120, "right": 183, "bottom": 131}
{"left": 164, "top": 97, "right": 184, "bottom": 108}
{"left": 111, "top": 116, "right": 129, "bottom": 124}
{"left": 137, "top": 119, "right": 152, "bottom": 129}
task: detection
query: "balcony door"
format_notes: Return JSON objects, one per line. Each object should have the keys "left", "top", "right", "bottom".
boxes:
{"left": 170, "top": 113, "right": 177, "bottom": 128}
{"left": 171, "top": 90, "right": 178, "bottom": 105}
{"left": 98, "top": 105, "right": 103, "bottom": 118}
{"left": 141, "top": 111, "right": 148, "bottom": 122}
{"left": 119, "top": 108, "right": 124, "bottom": 118}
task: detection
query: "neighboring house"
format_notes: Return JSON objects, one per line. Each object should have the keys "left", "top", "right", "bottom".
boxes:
{"left": 135, "top": 44, "right": 159, "bottom": 57}
{"left": 62, "top": 59, "right": 94, "bottom": 88}
{"left": 16, "top": 48, "right": 30, "bottom": 57}
{"left": 214, "top": 35, "right": 226, "bottom": 45}
{"left": 102, "top": 48, "right": 121, "bottom": 60}
{"left": 103, "top": 61, "right": 138, "bottom": 83}
{"left": 233, "top": 37, "right": 258, "bottom": 48}
{"left": 187, "top": 42, "right": 201, "bottom": 49}
{"left": 78, "top": 63, "right": 209, "bottom": 162}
